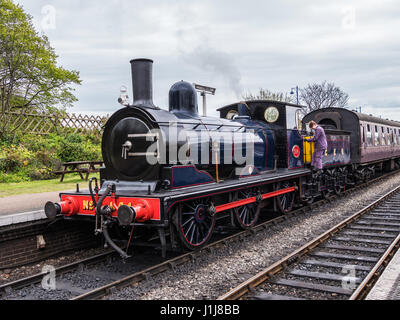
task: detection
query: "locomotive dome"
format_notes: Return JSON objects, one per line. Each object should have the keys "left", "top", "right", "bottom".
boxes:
{"left": 169, "top": 81, "right": 199, "bottom": 115}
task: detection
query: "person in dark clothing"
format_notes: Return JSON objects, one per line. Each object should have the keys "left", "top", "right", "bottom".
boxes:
{"left": 305, "top": 121, "right": 327, "bottom": 171}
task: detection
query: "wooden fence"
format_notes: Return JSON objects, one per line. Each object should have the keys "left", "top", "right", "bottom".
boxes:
{"left": 1, "top": 111, "right": 109, "bottom": 136}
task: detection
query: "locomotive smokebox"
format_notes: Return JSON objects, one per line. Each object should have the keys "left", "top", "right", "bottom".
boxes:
{"left": 130, "top": 58, "right": 156, "bottom": 108}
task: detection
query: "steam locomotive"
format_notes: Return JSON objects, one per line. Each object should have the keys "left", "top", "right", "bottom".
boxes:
{"left": 44, "top": 59, "right": 400, "bottom": 258}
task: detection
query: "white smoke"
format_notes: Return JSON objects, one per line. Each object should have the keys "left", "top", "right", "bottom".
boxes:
{"left": 174, "top": 4, "right": 243, "bottom": 100}
{"left": 182, "top": 45, "right": 243, "bottom": 99}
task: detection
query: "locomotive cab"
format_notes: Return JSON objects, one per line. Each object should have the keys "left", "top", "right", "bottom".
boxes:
{"left": 218, "top": 101, "right": 305, "bottom": 170}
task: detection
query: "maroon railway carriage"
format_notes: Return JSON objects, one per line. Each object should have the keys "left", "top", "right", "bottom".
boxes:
{"left": 304, "top": 108, "right": 400, "bottom": 179}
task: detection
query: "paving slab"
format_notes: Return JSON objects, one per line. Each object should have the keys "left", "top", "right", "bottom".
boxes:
{"left": 366, "top": 247, "right": 400, "bottom": 300}
{"left": 0, "top": 210, "right": 47, "bottom": 227}
{"left": 0, "top": 191, "right": 73, "bottom": 216}
{"left": 0, "top": 190, "right": 73, "bottom": 227}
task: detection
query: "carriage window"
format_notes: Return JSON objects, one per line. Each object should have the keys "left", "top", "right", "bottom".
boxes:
{"left": 381, "top": 127, "right": 386, "bottom": 145}
{"left": 390, "top": 129, "right": 393, "bottom": 144}
{"left": 366, "top": 124, "right": 372, "bottom": 146}
{"left": 374, "top": 126, "right": 379, "bottom": 145}
{"left": 361, "top": 125, "right": 366, "bottom": 144}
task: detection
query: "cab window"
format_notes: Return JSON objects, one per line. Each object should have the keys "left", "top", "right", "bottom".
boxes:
{"left": 286, "top": 106, "right": 301, "bottom": 131}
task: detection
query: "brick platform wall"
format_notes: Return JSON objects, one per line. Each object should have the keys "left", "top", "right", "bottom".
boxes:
{"left": 0, "top": 221, "right": 101, "bottom": 269}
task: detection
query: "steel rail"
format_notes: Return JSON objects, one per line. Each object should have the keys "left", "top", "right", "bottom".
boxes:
{"left": 217, "top": 184, "right": 400, "bottom": 300}
{"left": 72, "top": 170, "right": 400, "bottom": 300}
{"left": 350, "top": 232, "right": 400, "bottom": 300}
{"left": 0, "top": 250, "right": 114, "bottom": 297}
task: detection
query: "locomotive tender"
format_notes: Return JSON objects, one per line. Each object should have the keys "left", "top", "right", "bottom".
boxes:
{"left": 44, "top": 59, "right": 400, "bottom": 258}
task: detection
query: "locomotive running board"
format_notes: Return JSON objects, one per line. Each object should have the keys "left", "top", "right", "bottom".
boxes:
{"left": 215, "top": 187, "right": 296, "bottom": 213}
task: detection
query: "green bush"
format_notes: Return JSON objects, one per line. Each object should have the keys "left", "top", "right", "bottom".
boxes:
{"left": 0, "top": 145, "right": 35, "bottom": 172}
{"left": 58, "top": 138, "right": 101, "bottom": 163}
{"left": 0, "top": 132, "right": 102, "bottom": 182}
{"left": 64, "top": 133, "right": 84, "bottom": 144}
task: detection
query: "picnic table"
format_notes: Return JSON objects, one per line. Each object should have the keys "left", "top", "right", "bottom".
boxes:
{"left": 55, "top": 161, "right": 104, "bottom": 182}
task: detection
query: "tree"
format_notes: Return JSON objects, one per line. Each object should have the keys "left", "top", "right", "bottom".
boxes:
{"left": 0, "top": 0, "right": 81, "bottom": 139}
{"left": 300, "top": 81, "right": 349, "bottom": 115}
{"left": 243, "top": 88, "right": 294, "bottom": 103}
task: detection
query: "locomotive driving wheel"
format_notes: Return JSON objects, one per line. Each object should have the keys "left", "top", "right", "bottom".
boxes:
{"left": 174, "top": 198, "right": 216, "bottom": 251}
{"left": 276, "top": 181, "right": 295, "bottom": 214}
{"left": 232, "top": 188, "right": 262, "bottom": 229}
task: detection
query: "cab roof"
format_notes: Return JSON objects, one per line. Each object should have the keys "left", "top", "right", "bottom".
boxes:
{"left": 217, "top": 100, "right": 306, "bottom": 112}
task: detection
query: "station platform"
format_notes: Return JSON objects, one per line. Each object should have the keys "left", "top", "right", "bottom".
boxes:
{"left": 0, "top": 210, "right": 47, "bottom": 227}
{"left": 366, "top": 247, "right": 400, "bottom": 300}
{"left": 0, "top": 191, "right": 70, "bottom": 227}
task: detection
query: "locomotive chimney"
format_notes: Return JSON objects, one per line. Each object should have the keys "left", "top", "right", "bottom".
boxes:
{"left": 130, "top": 58, "right": 156, "bottom": 108}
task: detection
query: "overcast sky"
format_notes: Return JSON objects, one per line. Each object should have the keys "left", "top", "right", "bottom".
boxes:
{"left": 15, "top": 0, "right": 400, "bottom": 120}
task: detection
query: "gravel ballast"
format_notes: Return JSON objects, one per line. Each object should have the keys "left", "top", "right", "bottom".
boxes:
{"left": 0, "top": 247, "right": 109, "bottom": 286}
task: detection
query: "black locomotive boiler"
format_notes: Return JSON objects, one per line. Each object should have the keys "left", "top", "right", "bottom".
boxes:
{"left": 45, "top": 58, "right": 400, "bottom": 258}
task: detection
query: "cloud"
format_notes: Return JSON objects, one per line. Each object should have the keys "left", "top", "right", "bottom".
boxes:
{"left": 13, "top": 0, "right": 400, "bottom": 121}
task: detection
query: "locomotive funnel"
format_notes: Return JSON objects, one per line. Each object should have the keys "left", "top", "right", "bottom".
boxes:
{"left": 130, "top": 58, "right": 156, "bottom": 108}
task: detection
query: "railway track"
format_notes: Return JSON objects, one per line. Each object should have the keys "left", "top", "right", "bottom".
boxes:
{"left": 218, "top": 184, "right": 400, "bottom": 300}
{"left": 0, "top": 251, "right": 114, "bottom": 298}
{"left": 1, "top": 169, "right": 399, "bottom": 300}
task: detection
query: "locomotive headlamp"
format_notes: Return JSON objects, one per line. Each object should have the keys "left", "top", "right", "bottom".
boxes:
{"left": 118, "top": 85, "right": 130, "bottom": 106}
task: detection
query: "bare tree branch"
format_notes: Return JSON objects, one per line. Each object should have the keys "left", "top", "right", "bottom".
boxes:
{"left": 300, "top": 81, "right": 349, "bottom": 115}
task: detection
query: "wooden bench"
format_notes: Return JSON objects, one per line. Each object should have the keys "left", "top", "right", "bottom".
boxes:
{"left": 54, "top": 161, "right": 104, "bottom": 182}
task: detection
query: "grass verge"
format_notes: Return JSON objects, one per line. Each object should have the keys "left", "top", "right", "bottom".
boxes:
{"left": 0, "top": 173, "right": 100, "bottom": 198}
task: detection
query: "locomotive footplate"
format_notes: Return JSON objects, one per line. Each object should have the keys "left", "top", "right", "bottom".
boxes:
{"left": 49, "top": 168, "right": 310, "bottom": 223}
